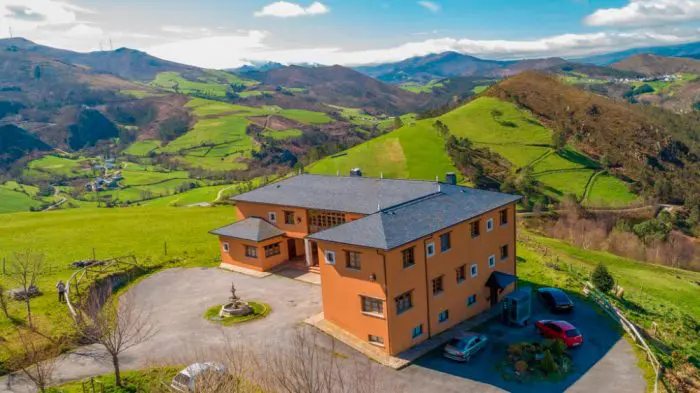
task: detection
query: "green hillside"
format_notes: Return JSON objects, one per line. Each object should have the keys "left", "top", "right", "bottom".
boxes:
{"left": 310, "top": 96, "right": 639, "bottom": 207}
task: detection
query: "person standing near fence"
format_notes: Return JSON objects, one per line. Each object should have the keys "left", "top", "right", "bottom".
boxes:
{"left": 56, "top": 280, "right": 66, "bottom": 302}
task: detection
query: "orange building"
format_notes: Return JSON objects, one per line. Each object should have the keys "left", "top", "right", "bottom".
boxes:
{"left": 211, "top": 173, "right": 520, "bottom": 355}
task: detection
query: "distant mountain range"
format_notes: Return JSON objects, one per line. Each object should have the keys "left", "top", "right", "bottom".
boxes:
{"left": 354, "top": 51, "right": 567, "bottom": 83}
{"left": 575, "top": 41, "right": 700, "bottom": 66}
{"left": 612, "top": 54, "right": 700, "bottom": 76}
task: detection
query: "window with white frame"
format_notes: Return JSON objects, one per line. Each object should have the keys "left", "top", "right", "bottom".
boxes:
{"left": 325, "top": 250, "right": 336, "bottom": 265}
{"left": 368, "top": 335, "right": 384, "bottom": 346}
{"left": 486, "top": 218, "right": 494, "bottom": 232}
{"left": 488, "top": 255, "right": 496, "bottom": 268}
{"left": 426, "top": 242, "right": 435, "bottom": 257}
{"left": 245, "top": 245, "right": 258, "bottom": 259}
{"left": 268, "top": 212, "right": 277, "bottom": 223}
{"left": 222, "top": 242, "right": 229, "bottom": 252}
{"left": 470, "top": 263, "right": 478, "bottom": 277}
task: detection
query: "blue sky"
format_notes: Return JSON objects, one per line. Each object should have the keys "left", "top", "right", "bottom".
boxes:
{"left": 1, "top": 0, "right": 700, "bottom": 68}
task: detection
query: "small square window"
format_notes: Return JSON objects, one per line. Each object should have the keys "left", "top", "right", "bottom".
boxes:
{"left": 346, "top": 251, "right": 361, "bottom": 270}
{"left": 245, "top": 245, "right": 258, "bottom": 259}
{"left": 470, "top": 263, "right": 478, "bottom": 277}
{"left": 438, "top": 310, "right": 449, "bottom": 323}
{"left": 412, "top": 324, "right": 423, "bottom": 338}
{"left": 222, "top": 242, "right": 230, "bottom": 252}
{"left": 325, "top": 251, "right": 336, "bottom": 265}
{"left": 284, "top": 210, "right": 295, "bottom": 225}
{"left": 402, "top": 247, "right": 415, "bottom": 268}
{"left": 486, "top": 218, "right": 494, "bottom": 232}
{"left": 440, "top": 232, "right": 451, "bottom": 252}
{"left": 268, "top": 212, "right": 277, "bottom": 223}
{"left": 456, "top": 265, "right": 466, "bottom": 283}
{"left": 432, "top": 276, "right": 444, "bottom": 295}
{"left": 500, "top": 244, "right": 509, "bottom": 260}
{"left": 467, "top": 294, "right": 477, "bottom": 306}
{"left": 368, "top": 335, "right": 384, "bottom": 346}
{"left": 471, "top": 221, "right": 481, "bottom": 238}
{"left": 426, "top": 242, "right": 435, "bottom": 257}
{"left": 488, "top": 255, "right": 496, "bottom": 268}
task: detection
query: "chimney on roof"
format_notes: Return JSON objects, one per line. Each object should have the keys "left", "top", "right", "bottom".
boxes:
{"left": 445, "top": 172, "right": 457, "bottom": 185}
{"left": 350, "top": 168, "right": 362, "bottom": 177}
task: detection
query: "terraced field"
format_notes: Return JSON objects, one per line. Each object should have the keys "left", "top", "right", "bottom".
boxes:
{"left": 24, "top": 155, "right": 93, "bottom": 179}
{"left": 149, "top": 70, "right": 257, "bottom": 98}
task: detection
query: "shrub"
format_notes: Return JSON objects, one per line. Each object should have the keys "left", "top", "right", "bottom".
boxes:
{"left": 591, "top": 263, "right": 615, "bottom": 293}
{"left": 507, "top": 343, "right": 523, "bottom": 357}
{"left": 515, "top": 360, "right": 528, "bottom": 374}
{"left": 541, "top": 350, "right": 558, "bottom": 374}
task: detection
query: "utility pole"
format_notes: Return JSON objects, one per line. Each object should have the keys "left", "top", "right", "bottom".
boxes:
{"left": 8, "top": 27, "right": 12, "bottom": 39}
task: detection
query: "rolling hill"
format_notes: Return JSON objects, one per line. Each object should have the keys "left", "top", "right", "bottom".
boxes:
{"left": 242, "top": 65, "right": 431, "bottom": 114}
{"left": 355, "top": 51, "right": 567, "bottom": 83}
{"left": 577, "top": 41, "right": 700, "bottom": 65}
{"left": 612, "top": 54, "right": 700, "bottom": 76}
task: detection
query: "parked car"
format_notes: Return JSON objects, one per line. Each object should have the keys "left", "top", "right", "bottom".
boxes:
{"left": 443, "top": 332, "right": 488, "bottom": 362}
{"left": 535, "top": 320, "right": 583, "bottom": 347}
{"left": 171, "top": 362, "right": 228, "bottom": 392}
{"left": 537, "top": 287, "right": 574, "bottom": 313}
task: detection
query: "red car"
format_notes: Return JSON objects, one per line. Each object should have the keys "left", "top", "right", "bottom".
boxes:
{"left": 535, "top": 320, "right": 583, "bottom": 347}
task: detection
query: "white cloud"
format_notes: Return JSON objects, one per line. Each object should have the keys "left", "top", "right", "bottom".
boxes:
{"left": 64, "top": 23, "right": 103, "bottom": 38}
{"left": 145, "top": 28, "right": 700, "bottom": 69}
{"left": 0, "top": 0, "right": 92, "bottom": 32}
{"left": 418, "top": 1, "right": 440, "bottom": 13}
{"left": 254, "top": 1, "right": 329, "bottom": 18}
{"left": 585, "top": 0, "right": 700, "bottom": 27}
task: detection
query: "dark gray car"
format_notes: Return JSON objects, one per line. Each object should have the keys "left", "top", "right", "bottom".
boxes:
{"left": 443, "top": 332, "right": 488, "bottom": 362}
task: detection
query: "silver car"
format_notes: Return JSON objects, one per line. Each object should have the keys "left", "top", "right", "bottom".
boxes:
{"left": 443, "top": 332, "right": 488, "bottom": 362}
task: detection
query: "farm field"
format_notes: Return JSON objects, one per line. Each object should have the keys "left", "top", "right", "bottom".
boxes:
{"left": 585, "top": 173, "right": 638, "bottom": 207}
{"left": 148, "top": 70, "right": 257, "bottom": 97}
{"left": 122, "top": 140, "right": 160, "bottom": 156}
{"left": 536, "top": 169, "right": 596, "bottom": 199}
{"left": 262, "top": 128, "right": 303, "bottom": 140}
{"left": 399, "top": 79, "right": 444, "bottom": 93}
{"left": 0, "top": 186, "right": 43, "bottom": 213}
{"left": 25, "top": 155, "right": 92, "bottom": 179}
{"left": 630, "top": 73, "right": 698, "bottom": 94}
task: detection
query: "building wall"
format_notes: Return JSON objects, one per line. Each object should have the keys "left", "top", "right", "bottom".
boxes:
{"left": 236, "top": 202, "right": 309, "bottom": 238}
{"left": 218, "top": 235, "right": 289, "bottom": 271}
{"left": 317, "top": 242, "right": 392, "bottom": 351}
{"left": 317, "top": 202, "right": 517, "bottom": 355}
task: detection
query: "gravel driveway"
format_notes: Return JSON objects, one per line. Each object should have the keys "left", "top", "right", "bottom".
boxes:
{"left": 1, "top": 268, "right": 645, "bottom": 393}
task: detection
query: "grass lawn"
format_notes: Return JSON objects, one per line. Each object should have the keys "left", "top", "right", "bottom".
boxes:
{"left": 0, "top": 186, "right": 43, "bottom": 213}
{"left": 399, "top": 79, "right": 444, "bottom": 93}
{"left": 159, "top": 115, "right": 253, "bottom": 153}
{"left": 472, "top": 85, "right": 490, "bottom": 94}
{"left": 150, "top": 71, "right": 256, "bottom": 98}
{"left": 261, "top": 128, "right": 303, "bottom": 140}
{"left": 440, "top": 97, "right": 552, "bottom": 145}
{"left": 585, "top": 173, "right": 639, "bottom": 207}
{"left": 122, "top": 140, "right": 160, "bottom": 156}
{"left": 308, "top": 121, "right": 459, "bottom": 181}
{"left": 0, "top": 205, "right": 236, "bottom": 356}
{"left": 203, "top": 301, "right": 271, "bottom": 325}
{"left": 536, "top": 169, "right": 596, "bottom": 199}
{"left": 174, "top": 155, "right": 248, "bottom": 172}
{"left": 47, "top": 367, "right": 181, "bottom": 393}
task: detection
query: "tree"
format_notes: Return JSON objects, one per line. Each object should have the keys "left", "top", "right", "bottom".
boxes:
{"left": 0, "top": 284, "right": 10, "bottom": 319}
{"left": 552, "top": 130, "right": 567, "bottom": 152}
{"left": 4, "top": 329, "right": 62, "bottom": 393}
{"left": 75, "top": 290, "right": 155, "bottom": 387}
{"left": 541, "top": 350, "right": 558, "bottom": 374}
{"left": 591, "top": 263, "right": 614, "bottom": 293}
{"left": 393, "top": 116, "right": 404, "bottom": 129}
{"left": 8, "top": 251, "right": 44, "bottom": 329}
{"left": 33, "top": 65, "right": 41, "bottom": 80}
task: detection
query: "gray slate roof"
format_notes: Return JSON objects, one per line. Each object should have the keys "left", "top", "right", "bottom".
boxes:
{"left": 209, "top": 217, "right": 284, "bottom": 242}
{"left": 232, "top": 174, "right": 440, "bottom": 214}
{"left": 308, "top": 184, "right": 520, "bottom": 250}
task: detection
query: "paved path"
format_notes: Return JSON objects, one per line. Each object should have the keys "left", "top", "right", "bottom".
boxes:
{"left": 1, "top": 268, "right": 645, "bottom": 393}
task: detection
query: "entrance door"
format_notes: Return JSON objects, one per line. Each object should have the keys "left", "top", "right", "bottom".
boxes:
{"left": 311, "top": 242, "right": 319, "bottom": 266}
{"left": 490, "top": 286, "right": 499, "bottom": 307}
{"left": 287, "top": 239, "right": 297, "bottom": 259}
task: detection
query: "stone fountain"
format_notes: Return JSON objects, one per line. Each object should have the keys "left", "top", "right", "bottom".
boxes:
{"left": 219, "top": 283, "right": 253, "bottom": 318}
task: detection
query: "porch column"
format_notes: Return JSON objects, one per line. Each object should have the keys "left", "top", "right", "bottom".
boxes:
{"left": 304, "top": 238, "right": 312, "bottom": 266}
